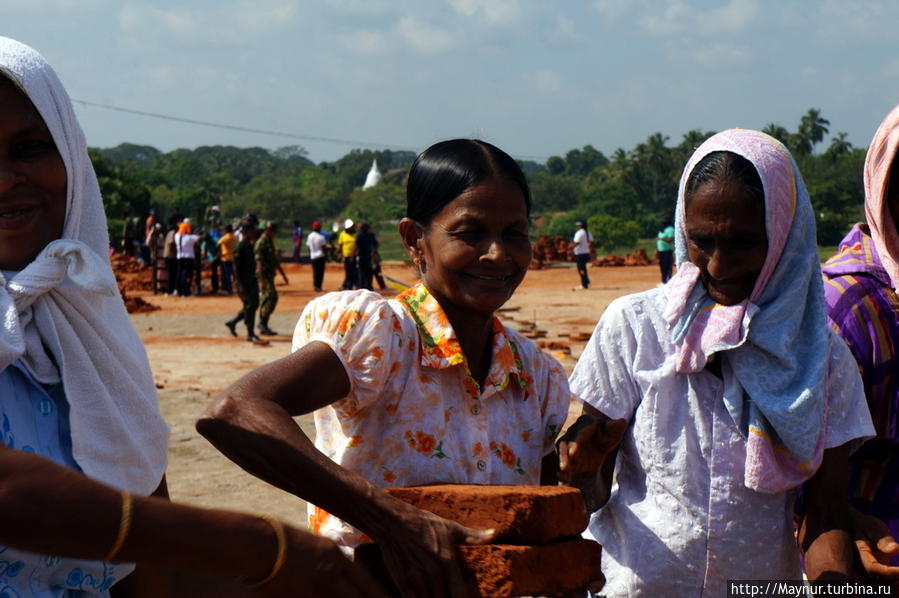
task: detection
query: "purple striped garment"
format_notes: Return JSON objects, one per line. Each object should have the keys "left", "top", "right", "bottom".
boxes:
{"left": 822, "top": 223, "right": 899, "bottom": 531}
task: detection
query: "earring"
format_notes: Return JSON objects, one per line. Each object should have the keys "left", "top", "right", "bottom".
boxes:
{"left": 413, "top": 257, "right": 421, "bottom": 265}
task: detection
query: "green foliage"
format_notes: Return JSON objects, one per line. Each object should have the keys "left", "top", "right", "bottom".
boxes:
{"left": 343, "top": 183, "right": 406, "bottom": 223}
{"left": 322, "top": 149, "right": 416, "bottom": 187}
{"left": 89, "top": 149, "right": 152, "bottom": 242}
{"left": 545, "top": 212, "right": 586, "bottom": 238}
{"left": 86, "top": 107, "right": 868, "bottom": 251}
{"left": 528, "top": 171, "right": 580, "bottom": 213}
{"left": 587, "top": 214, "right": 641, "bottom": 252}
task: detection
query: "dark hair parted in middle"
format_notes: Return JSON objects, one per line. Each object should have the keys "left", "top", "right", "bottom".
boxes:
{"left": 406, "top": 139, "right": 531, "bottom": 225}
{"left": 685, "top": 150, "right": 765, "bottom": 207}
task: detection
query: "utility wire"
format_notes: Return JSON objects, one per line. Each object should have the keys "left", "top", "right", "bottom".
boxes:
{"left": 72, "top": 98, "right": 418, "bottom": 152}
{"left": 71, "top": 98, "right": 550, "bottom": 163}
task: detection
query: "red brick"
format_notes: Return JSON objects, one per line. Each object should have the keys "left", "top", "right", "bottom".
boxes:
{"left": 356, "top": 539, "right": 602, "bottom": 598}
{"left": 385, "top": 484, "right": 588, "bottom": 544}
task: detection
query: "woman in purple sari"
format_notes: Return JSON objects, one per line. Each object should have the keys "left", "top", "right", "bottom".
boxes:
{"left": 822, "top": 105, "right": 899, "bottom": 569}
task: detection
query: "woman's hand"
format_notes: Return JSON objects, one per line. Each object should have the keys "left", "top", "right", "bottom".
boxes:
{"left": 850, "top": 507, "right": 899, "bottom": 579}
{"left": 556, "top": 409, "right": 627, "bottom": 512}
{"left": 557, "top": 414, "right": 627, "bottom": 477}
{"left": 376, "top": 505, "right": 495, "bottom": 598}
{"left": 259, "top": 528, "right": 386, "bottom": 598}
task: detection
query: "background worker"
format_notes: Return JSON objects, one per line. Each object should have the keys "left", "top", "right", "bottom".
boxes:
{"left": 336, "top": 218, "right": 358, "bottom": 290}
{"left": 226, "top": 219, "right": 261, "bottom": 342}
{"left": 306, "top": 220, "right": 328, "bottom": 292}
{"left": 572, "top": 220, "right": 593, "bottom": 290}
{"left": 256, "top": 220, "right": 284, "bottom": 336}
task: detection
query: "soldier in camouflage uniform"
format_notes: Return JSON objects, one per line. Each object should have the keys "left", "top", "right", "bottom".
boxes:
{"left": 255, "top": 220, "right": 281, "bottom": 336}
{"left": 224, "top": 219, "right": 261, "bottom": 342}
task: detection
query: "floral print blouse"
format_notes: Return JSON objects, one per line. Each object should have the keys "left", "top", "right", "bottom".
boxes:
{"left": 292, "top": 284, "right": 571, "bottom": 548}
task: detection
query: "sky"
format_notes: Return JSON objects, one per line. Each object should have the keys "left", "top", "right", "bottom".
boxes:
{"left": 4, "top": 0, "right": 899, "bottom": 164}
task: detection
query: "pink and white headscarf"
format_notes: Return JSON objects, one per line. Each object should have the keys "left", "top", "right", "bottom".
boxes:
{"left": 864, "top": 104, "right": 899, "bottom": 291}
{"left": 663, "top": 129, "right": 829, "bottom": 493}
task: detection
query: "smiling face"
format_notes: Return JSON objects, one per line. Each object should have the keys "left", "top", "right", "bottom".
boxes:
{"left": 0, "top": 77, "right": 67, "bottom": 270}
{"left": 685, "top": 178, "right": 768, "bottom": 305}
{"left": 405, "top": 176, "right": 532, "bottom": 320}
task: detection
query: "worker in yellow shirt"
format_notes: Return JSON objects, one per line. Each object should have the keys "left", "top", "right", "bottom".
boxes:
{"left": 336, "top": 219, "right": 358, "bottom": 290}
{"left": 216, "top": 224, "right": 239, "bottom": 294}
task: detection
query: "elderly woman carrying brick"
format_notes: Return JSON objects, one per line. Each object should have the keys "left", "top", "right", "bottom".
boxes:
{"left": 558, "top": 129, "right": 885, "bottom": 596}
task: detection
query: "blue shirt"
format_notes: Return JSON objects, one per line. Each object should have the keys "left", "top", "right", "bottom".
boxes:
{"left": 0, "top": 362, "right": 128, "bottom": 597}
{"left": 656, "top": 225, "right": 675, "bottom": 252}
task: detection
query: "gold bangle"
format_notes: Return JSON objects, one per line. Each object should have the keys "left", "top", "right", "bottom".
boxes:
{"left": 105, "top": 490, "right": 133, "bottom": 562}
{"left": 252, "top": 514, "right": 287, "bottom": 587}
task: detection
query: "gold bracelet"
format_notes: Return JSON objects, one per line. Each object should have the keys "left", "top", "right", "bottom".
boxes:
{"left": 252, "top": 514, "right": 287, "bottom": 587}
{"left": 105, "top": 490, "right": 133, "bottom": 562}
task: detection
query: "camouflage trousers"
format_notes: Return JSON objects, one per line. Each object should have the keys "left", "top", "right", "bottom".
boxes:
{"left": 259, "top": 276, "right": 279, "bottom": 322}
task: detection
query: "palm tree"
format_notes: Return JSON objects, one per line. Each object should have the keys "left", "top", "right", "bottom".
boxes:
{"left": 761, "top": 123, "right": 801, "bottom": 155}
{"left": 635, "top": 133, "right": 671, "bottom": 210}
{"left": 826, "top": 131, "right": 853, "bottom": 157}
{"left": 797, "top": 108, "right": 830, "bottom": 155}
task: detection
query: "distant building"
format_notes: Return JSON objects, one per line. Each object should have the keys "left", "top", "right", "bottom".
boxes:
{"left": 362, "top": 159, "right": 382, "bottom": 189}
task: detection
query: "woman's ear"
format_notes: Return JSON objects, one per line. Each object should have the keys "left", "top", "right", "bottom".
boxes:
{"left": 398, "top": 218, "right": 424, "bottom": 263}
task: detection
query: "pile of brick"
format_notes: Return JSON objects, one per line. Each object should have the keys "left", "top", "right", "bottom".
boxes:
{"left": 592, "top": 247, "right": 654, "bottom": 267}
{"left": 532, "top": 235, "right": 574, "bottom": 263}
{"left": 355, "top": 485, "right": 601, "bottom": 597}
{"left": 110, "top": 254, "right": 158, "bottom": 313}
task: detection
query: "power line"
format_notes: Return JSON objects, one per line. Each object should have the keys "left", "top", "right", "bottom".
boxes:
{"left": 72, "top": 98, "right": 418, "bottom": 152}
{"left": 71, "top": 98, "right": 550, "bottom": 163}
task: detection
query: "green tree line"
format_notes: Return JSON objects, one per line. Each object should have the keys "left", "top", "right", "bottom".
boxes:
{"left": 93, "top": 108, "right": 865, "bottom": 250}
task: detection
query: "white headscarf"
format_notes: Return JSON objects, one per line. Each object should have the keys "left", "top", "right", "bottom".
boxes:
{"left": 0, "top": 37, "right": 168, "bottom": 494}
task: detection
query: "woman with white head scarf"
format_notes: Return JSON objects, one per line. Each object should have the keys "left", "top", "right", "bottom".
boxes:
{"left": 0, "top": 37, "right": 380, "bottom": 598}
{"left": 558, "top": 129, "right": 878, "bottom": 594}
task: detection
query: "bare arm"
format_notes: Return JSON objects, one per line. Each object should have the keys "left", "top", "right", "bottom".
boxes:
{"left": 799, "top": 444, "right": 856, "bottom": 581}
{"left": 0, "top": 444, "right": 381, "bottom": 598}
{"left": 197, "top": 341, "right": 494, "bottom": 598}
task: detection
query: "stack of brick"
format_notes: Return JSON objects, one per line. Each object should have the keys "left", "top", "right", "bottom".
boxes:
{"left": 592, "top": 248, "right": 655, "bottom": 267}
{"left": 355, "top": 484, "right": 601, "bottom": 597}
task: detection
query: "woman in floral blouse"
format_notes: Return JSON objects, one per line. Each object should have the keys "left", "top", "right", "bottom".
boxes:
{"left": 199, "top": 139, "right": 579, "bottom": 598}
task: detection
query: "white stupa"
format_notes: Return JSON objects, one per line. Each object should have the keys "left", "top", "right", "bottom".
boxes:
{"left": 362, "top": 159, "right": 382, "bottom": 189}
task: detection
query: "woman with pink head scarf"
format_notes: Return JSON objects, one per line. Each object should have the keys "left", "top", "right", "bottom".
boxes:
{"left": 558, "top": 129, "right": 878, "bottom": 595}
{"left": 822, "top": 106, "right": 899, "bottom": 567}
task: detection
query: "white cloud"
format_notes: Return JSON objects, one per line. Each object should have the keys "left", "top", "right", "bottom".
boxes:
{"left": 593, "top": 0, "right": 636, "bottom": 21}
{"left": 450, "top": 0, "right": 521, "bottom": 26}
{"left": 337, "top": 29, "right": 388, "bottom": 55}
{"left": 323, "top": 0, "right": 395, "bottom": 14}
{"left": 147, "top": 65, "right": 176, "bottom": 89}
{"left": 532, "top": 69, "right": 564, "bottom": 94}
{"left": 119, "top": 0, "right": 299, "bottom": 46}
{"left": 0, "top": 0, "right": 110, "bottom": 14}
{"left": 800, "top": 66, "right": 818, "bottom": 79}
{"left": 638, "top": 0, "right": 759, "bottom": 37}
{"left": 815, "top": 0, "right": 899, "bottom": 42}
{"left": 883, "top": 59, "right": 899, "bottom": 79}
{"left": 685, "top": 42, "right": 751, "bottom": 68}
{"left": 396, "top": 15, "right": 454, "bottom": 53}
{"left": 550, "top": 15, "right": 582, "bottom": 43}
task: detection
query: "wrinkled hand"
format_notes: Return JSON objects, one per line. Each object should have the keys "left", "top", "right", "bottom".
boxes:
{"left": 258, "top": 527, "right": 386, "bottom": 598}
{"left": 851, "top": 507, "right": 899, "bottom": 579}
{"left": 557, "top": 415, "right": 628, "bottom": 477}
{"left": 378, "top": 506, "right": 496, "bottom": 598}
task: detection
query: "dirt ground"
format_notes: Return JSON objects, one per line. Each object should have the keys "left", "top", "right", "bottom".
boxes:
{"left": 131, "top": 260, "right": 662, "bottom": 527}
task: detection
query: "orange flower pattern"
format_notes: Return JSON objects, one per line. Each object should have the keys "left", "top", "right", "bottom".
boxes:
{"left": 292, "top": 286, "right": 570, "bottom": 549}
{"left": 309, "top": 506, "right": 331, "bottom": 535}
